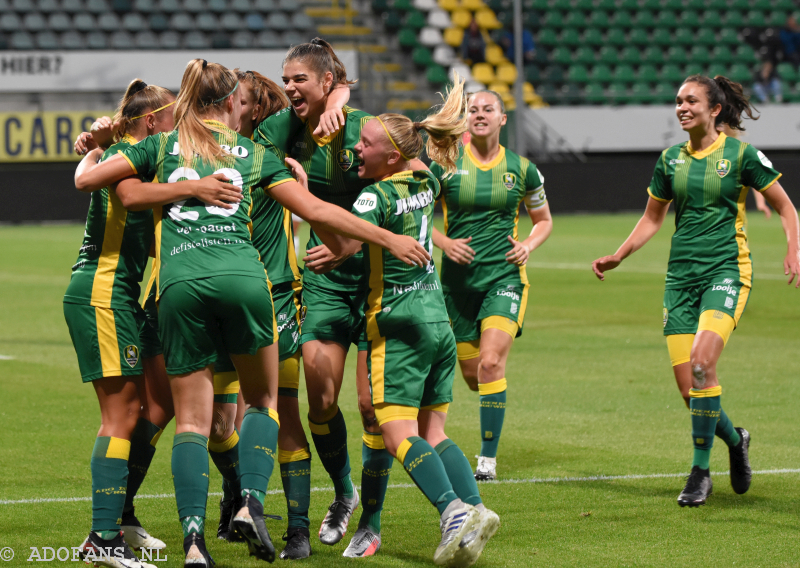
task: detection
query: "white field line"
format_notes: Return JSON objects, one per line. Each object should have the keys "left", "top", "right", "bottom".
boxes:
{"left": 2, "top": 468, "right": 798, "bottom": 506}
{"left": 0, "top": 355, "right": 14, "bottom": 360}
{"left": 527, "top": 261, "right": 789, "bottom": 281}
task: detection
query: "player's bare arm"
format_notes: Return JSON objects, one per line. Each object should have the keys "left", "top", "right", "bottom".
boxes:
{"left": 761, "top": 181, "right": 800, "bottom": 287}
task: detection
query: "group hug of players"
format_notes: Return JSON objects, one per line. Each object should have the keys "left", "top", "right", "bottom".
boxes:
{"left": 64, "top": 37, "right": 799, "bottom": 568}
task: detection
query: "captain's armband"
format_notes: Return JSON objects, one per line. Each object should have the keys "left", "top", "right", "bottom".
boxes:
{"left": 524, "top": 185, "right": 547, "bottom": 210}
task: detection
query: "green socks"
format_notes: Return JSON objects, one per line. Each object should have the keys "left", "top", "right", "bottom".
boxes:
{"left": 689, "top": 387, "right": 722, "bottom": 470}
{"left": 208, "top": 430, "right": 241, "bottom": 497}
{"left": 239, "top": 407, "right": 279, "bottom": 499}
{"left": 715, "top": 408, "right": 741, "bottom": 447}
{"left": 478, "top": 379, "right": 507, "bottom": 459}
{"left": 397, "top": 436, "right": 457, "bottom": 515}
{"left": 279, "top": 448, "right": 312, "bottom": 530}
{"left": 181, "top": 515, "right": 205, "bottom": 538}
{"left": 308, "top": 407, "right": 354, "bottom": 499}
{"left": 359, "top": 432, "right": 393, "bottom": 532}
{"left": 123, "top": 419, "right": 162, "bottom": 516}
{"left": 90, "top": 436, "right": 131, "bottom": 535}
{"left": 172, "top": 432, "right": 210, "bottom": 524}
{"left": 435, "top": 438, "right": 482, "bottom": 507}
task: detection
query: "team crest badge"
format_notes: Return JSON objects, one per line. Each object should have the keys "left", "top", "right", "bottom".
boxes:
{"left": 662, "top": 308, "right": 668, "bottom": 328}
{"left": 502, "top": 173, "right": 517, "bottom": 190}
{"left": 715, "top": 159, "right": 731, "bottom": 178}
{"left": 124, "top": 345, "right": 139, "bottom": 368}
{"left": 337, "top": 149, "right": 354, "bottom": 171}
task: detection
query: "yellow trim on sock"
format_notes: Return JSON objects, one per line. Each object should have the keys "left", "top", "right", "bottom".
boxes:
{"left": 278, "top": 352, "right": 300, "bottom": 390}
{"left": 268, "top": 407, "right": 280, "bottom": 427}
{"left": 307, "top": 420, "right": 330, "bottom": 435}
{"left": 396, "top": 438, "right": 414, "bottom": 464}
{"left": 698, "top": 310, "right": 735, "bottom": 346}
{"left": 481, "top": 315, "right": 518, "bottom": 339}
{"left": 278, "top": 446, "right": 311, "bottom": 464}
{"left": 456, "top": 339, "right": 481, "bottom": 361}
{"left": 362, "top": 432, "right": 386, "bottom": 450}
{"left": 478, "top": 378, "right": 507, "bottom": 395}
{"left": 690, "top": 386, "right": 722, "bottom": 398}
{"left": 666, "top": 334, "right": 694, "bottom": 367}
{"left": 374, "top": 403, "right": 419, "bottom": 426}
{"left": 208, "top": 430, "right": 239, "bottom": 453}
{"left": 213, "top": 371, "right": 240, "bottom": 395}
{"left": 421, "top": 403, "right": 450, "bottom": 414}
{"left": 150, "top": 428, "right": 163, "bottom": 447}
{"left": 106, "top": 437, "right": 131, "bottom": 460}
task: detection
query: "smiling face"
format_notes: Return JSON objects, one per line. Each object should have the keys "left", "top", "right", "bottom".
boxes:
{"left": 675, "top": 81, "right": 720, "bottom": 135}
{"left": 467, "top": 92, "right": 506, "bottom": 140}
{"left": 282, "top": 61, "right": 333, "bottom": 122}
{"left": 354, "top": 119, "right": 397, "bottom": 180}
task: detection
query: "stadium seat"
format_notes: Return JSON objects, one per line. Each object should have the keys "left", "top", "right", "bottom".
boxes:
{"left": 537, "top": 28, "right": 558, "bottom": 47}
{"left": 587, "top": 10, "right": 609, "bottom": 28}
{"left": 255, "top": 29, "right": 281, "bottom": 47}
{"left": 618, "top": 46, "right": 640, "bottom": 65}
{"left": 134, "top": 30, "right": 158, "bottom": 48}
{"left": 60, "top": 29, "right": 84, "bottom": 47}
{"left": 419, "top": 26, "right": 444, "bottom": 46}
{"left": 265, "top": 12, "right": 289, "bottom": 29}
{"left": 183, "top": 29, "right": 210, "bottom": 48}
{"left": 607, "top": 83, "right": 629, "bottom": 105}
{"left": 639, "top": 0, "right": 658, "bottom": 9}
{"left": 398, "top": 27, "right": 419, "bottom": 48}
{"left": 735, "top": 44, "right": 757, "bottom": 63}
{"left": 427, "top": 65, "right": 449, "bottom": 85}
{"left": 584, "top": 83, "right": 605, "bottom": 104}
{"left": 550, "top": 46, "right": 571, "bottom": 65}
{"left": 291, "top": 12, "right": 314, "bottom": 31}
{"left": 433, "top": 44, "right": 456, "bottom": 65}
{"left": 605, "top": 28, "right": 626, "bottom": 47}
{"left": 461, "top": 0, "right": 484, "bottom": 10}
{"left": 72, "top": 13, "right": 96, "bottom": 31}
{"left": 39, "top": 0, "right": 59, "bottom": 13}
{"left": 610, "top": 10, "right": 633, "bottom": 28}
{"left": 683, "top": 62, "right": 703, "bottom": 77}
{"left": 230, "top": 30, "right": 251, "bottom": 48}
{"left": 158, "top": 30, "right": 180, "bottom": 48}
{"left": 567, "top": 64, "right": 589, "bottom": 84}
{"left": 156, "top": 0, "right": 181, "bottom": 12}
{"left": 572, "top": 46, "right": 595, "bottom": 65}
{"left": 35, "top": 30, "right": 59, "bottom": 48}
{"left": 97, "top": 12, "right": 121, "bottom": 30}
{"left": 169, "top": 12, "right": 194, "bottom": 31}
{"left": 777, "top": 62, "right": 798, "bottom": 82}
{"left": 207, "top": 0, "right": 226, "bottom": 12}
{"left": 443, "top": 26, "right": 462, "bottom": 46}
{"left": 61, "top": 0, "right": 85, "bottom": 12}
{"left": 85, "top": 0, "right": 108, "bottom": 12}
{"left": 656, "top": 10, "right": 678, "bottom": 28}
{"left": 597, "top": 46, "right": 618, "bottom": 65}
{"left": 543, "top": 64, "right": 564, "bottom": 83}
{"left": 709, "top": 45, "right": 734, "bottom": 65}
{"left": 660, "top": 64, "right": 683, "bottom": 82}
{"left": 542, "top": 10, "right": 563, "bottom": 28}
{"left": 394, "top": 0, "right": 415, "bottom": 11}
{"left": 243, "top": 13, "right": 264, "bottom": 31}
{"left": 728, "top": 63, "right": 752, "bottom": 83}
{"left": 652, "top": 82, "right": 676, "bottom": 104}
{"left": 194, "top": 12, "right": 215, "bottom": 30}
{"left": 22, "top": 13, "right": 47, "bottom": 31}
{"left": 47, "top": 13, "right": 71, "bottom": 32}
{"left": 450, "top": 61, "right": 472, "bottom": 80}
{"left": 582, "top": 28, "right": 603, "bottom": 46}
{"left": 414, "top": 0, "right": 438, "bottom": 10}
{"left": 10, "top": 30, "right": 34, "bottom": 48}
{"left": 281, "top": 30, "right": 303, "bottom": 46}
{"left": 627, "top": 28, "right": 648, "bottom": 45}
{"left": 745, "top": 11, "right": 766, "bottom": 27}
{"left": 722, "top": 11, "right": 743, "bottom": 28}
{"left": 561, "top": 83, "right": 583, "bottom": 104}
{"left": 666, "top": 46, "right": 688, "bottom": 65}
{"left": 588, "top": 64, "right": 612, "bottom": 83}
{"left": 211, "top": 32, "right": 230, "bottom": 48}
{"left": 383, "top": 11, "right": 403, "bottom": 30}
{"left": 642, "top": 46, "right": 664, "bottom": 65}
{"left": 562, "top": 11, "right": 583, "bottom": 29}
{"left": 230, "top": 0, "right": 251, "bottom": 11}
{"left": 412, "top": 46, "right": 434, "bottom": 67}
{"left": 613, "top": 64, "right": 635, "bottom": 84}
{"left": 427, "top": 9, "right": 451, "bottom": 29}
{"left": 183, "top": 0, "right": 206, "bottom": 12}
{"left": 276, "top": 0, "right": 294, "bottom": 11}
{"left": 637, "top": 64, "right": 658, "bottom": 83}
{"left": 706, "top": 65, "right": 728, "bottom": 79}
{"left": 485, "top": 44, "right": 506, "bottom": 65}
{"left": 496, "top": 62, "right": 517, "bottom": 83}
{"left": 450, "top": 9, "right": 471, "bottom": 28}
{"left": 11, "top": 0, "right": 35, "bottom": 11}
{"left": 616, "top": 0, "right": 636, "bottom": 9}
{"left": 524, "top": 64, "right": 540, "bottom": 83}
{"left": 122, "top": 12, "right": 146, "bottom": 31}
{"left": 718, "top": 28, "right": 739, "bottom": 45}
{"left": 673, "top": 28, "right": 693, "bottom": 46}
{"left": 109, "top": 30, "right": 133, "bottom": 48}
{"left": 689, "top": 45, "right": 711, "bottom": 65}
{"left": 86, "top": 30, "right": 107, "bottom": 48}
{"left": 633, "top": 10, "right": 655, "bottom": 28}
{"left": 438, "top": 0, "right": 458, "bottom": 10}
{"left": 651, "top": 28, "right": 672, "bottom": 46}
{"left": 221, "top": 13, "right": 243, "bottom": 30}
{"left": 475, "top": 9, "right": 500, "bottom": 29}
{"left": 472, "top": 62, "right": 496, "bottom": 83}
{"left": 406, "top": 10, "right": 428, "bottom": 29}
{"left": 148, "top": 12, "right": 169, "bottom": 31}
{"left": 560, "top": 28, "right": 580, "bottom": 47}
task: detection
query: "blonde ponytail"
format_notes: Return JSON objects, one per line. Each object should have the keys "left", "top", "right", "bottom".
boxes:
{"left": 112, "top": 78, "right": 173, "bottom": 142}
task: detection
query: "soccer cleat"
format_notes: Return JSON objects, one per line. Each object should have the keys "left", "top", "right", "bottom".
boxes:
{"left": 318, "top": 487, "right": 359, "bottom": 546}
{"left": 233, "top": 494, "right": 276, "bottom": 563}
{"left": 677, "top": 466, "right": 713, "bottom": 507}
{"left": 78, "top": 531, "right": 157, "bottom": 568}
{"left": 474, "top": 456, "right": 497, "bottom": 481}
{"left": 728, "top": 427, "right": 752, "bottom": 495}
{"left": 218, "top": 495, "right": 246, "bottom": 542}
{"left": 183, "top": 533, "right": 215, "bottom": 567}
{"left": 342, "top": 526, "right": 381, "bottom": 558}
{"left": 121, "top": 508, "right": 166, "bottom": 551}
{"left": 432, "top": 500, "right": 480, "bottom": 566}
{"left": 449, "top": 505, "right": 500, "bottom": 567}
{"left": 279, "top": 527, "right": 312, "bottom": 560}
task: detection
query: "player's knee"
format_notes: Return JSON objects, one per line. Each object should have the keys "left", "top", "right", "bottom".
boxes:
{"left": 210, "top": 405, "right": 235, "bottom": 443}
{"left": 359, "top": 405, "right": 378, "bottom": 431}
{"left": 478, "top": 351, "right": 503, "bottom": 380}
{"left": 689, "top": 356, "right": 713, "bottom": 388}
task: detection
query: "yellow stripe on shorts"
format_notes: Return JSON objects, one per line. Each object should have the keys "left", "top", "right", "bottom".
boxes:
{"left": 481, "top": 315, "right": 518, "bottom": 339}
{"left": 421, "top": 403, "right": 450, "bottom": 414}
{"left": 374, "top": 403, "right": 419, "bottom": 426}
{"left": 698, "top": 310, "right": 735, "bottom": 346}
{"left": 95, "top": 307, "right": 122, "bottom": 377}
{"left": 666, "top": 334, "right": 694, "bottom": 367}
{"left": 456, "top": 339, "right": 480, "bottom": 361}
{"left": 213, "top": 371, "right": 240, "bottom": 395}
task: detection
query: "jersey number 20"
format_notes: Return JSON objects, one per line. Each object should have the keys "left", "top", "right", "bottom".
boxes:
{"left": 166, "top": 167, "right": 243, "bottom": 222}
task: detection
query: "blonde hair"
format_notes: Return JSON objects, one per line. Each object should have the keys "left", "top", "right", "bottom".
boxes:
{"left": 112, "top": 78, "right": 174, "bottom": 142}
{"left": 235, "top": 68, "right": 289, "bottom": 126}
{"left": 377, "top": 74, "right": 467, "bottom": 175}
{"left": 173, "top": 59, "right": 239, "bottom": 163}
{"left": 283, "top": 37, "right": 356, "bottom": 92}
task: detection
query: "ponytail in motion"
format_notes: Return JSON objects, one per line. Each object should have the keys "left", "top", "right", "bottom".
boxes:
{"left": 377, "top": 74, "right": 468, "bottom": 175}
{"left": 683, "top": 74, "right": 759, "bottom": 131}
{"left": 173, "top": 59, "right": 240, "bottom": 163}
{"left": 282, "top": 37, "right": 356, "bottom": 92}
{"left": 112, "top": 78, "right": 173, "bottom": 142}
{"left": 235, "top": 68, "right": 289, "bottom": 126}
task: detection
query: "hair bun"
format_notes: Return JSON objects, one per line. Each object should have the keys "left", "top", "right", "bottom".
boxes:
{"left": 413, "top": 121, "right": 423, "bottom": 130}
{"left": 129, "top": 80, "right": 148, "bottom": 95}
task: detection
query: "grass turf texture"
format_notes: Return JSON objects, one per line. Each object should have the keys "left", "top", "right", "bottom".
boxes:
{"left": 0, "top": 213, "right": 798, "bottom": 567}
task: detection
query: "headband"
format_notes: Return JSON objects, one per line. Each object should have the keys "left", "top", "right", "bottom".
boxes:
{"left": 130, "top": 100, "right": 176, "bottom": 121}
{"left": 213, "top": 80, "right": 239, "bottom": 104}
{"left": 376, "top": 117, "right": 412, "bottom": 161}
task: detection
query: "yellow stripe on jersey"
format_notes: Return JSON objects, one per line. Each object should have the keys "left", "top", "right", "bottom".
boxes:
{"left": 369, "top": 336, "right": 387, "bottom": 404}
{"left": 90, "top": 189, "right": 128, "bottom": 307}
{"left": 152, "top": 177, "right": 164, "bottom": 299}
{"left": 95, "top": 306, "right": 121, "bottom": 377}
{"left": 283, "top": 208, "right": 302, "bottom": 281}
{"left": 142, "top": 260, "right": 157, "bottom": 309}
{"left": 267, "top": 177, "right": 294, "bottom": 190}
{"left": 758, "top": 173, "right": 782, "bottom": 192}
{"left": 647, "top": 187, "right": 672, "bottom": 203}
{"left": 441, "top": 197, "right": 450, "bottom": 235}
{"left": 686, "top": 132, "right": 726, "bottom": 160}
{"left": 465, "top": 143, "right": 505, "bottom": 171}
{"left": 365, "top": 244, "right": 386, "bottom": 339}
{"left": 733, "top": 285, "right": 750, "bottom": 325}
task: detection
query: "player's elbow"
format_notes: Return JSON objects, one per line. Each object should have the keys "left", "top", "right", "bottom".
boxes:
{"left": 74, "top": 174, "right": 95, "bottom": 193}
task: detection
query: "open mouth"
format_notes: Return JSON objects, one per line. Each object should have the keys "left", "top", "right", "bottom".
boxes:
{"left": 291, "top": 97, "right": 306, "bottom": 112}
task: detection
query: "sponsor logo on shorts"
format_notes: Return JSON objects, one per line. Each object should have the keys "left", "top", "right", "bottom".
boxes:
{"left": 510, "top": 303, "right": 518, "bottom": 315}
{"left": 715, "top": 159, "right": 731, "bottom": 178}
{"left": 496, "top": 289, "right": 520, "bottom": 301}
{"left": 663, "top": 307, "right": 668, "bottom": 328}
{"left": 392, "top": 280, "right": 440, "bottom": 295}
{"left": 124, "top": 345, "right": 139, "bottom": 368}
{"left": 354, "top": 192, "right": 378, "bottom": 213}
{"left": 394, "top": 188, "right": 435, "bottom": 215}
{"left": 502, "top": 173, "right": 517, "bottom": 190}
{"left": 725, "top": 297, "right": 734, "bottom": 309}
{"left": 723, "top": 278, "right": 733, "bottom": 284}
{"left": 337, "top": 149, "right": 355, "bottom": 171}
{"left": 712, "top": 284, "right": 737, "bottom": 296}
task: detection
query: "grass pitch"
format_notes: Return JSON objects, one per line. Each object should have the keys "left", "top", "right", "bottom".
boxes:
{"left": 0, "top": 213, "right": 798, "bottom": 567}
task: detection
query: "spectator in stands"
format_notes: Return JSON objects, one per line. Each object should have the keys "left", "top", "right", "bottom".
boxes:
{"left": 752, "top": 61, "right": 783, "bottom": 104}
{"left": 461, "top": 18, "right": 486, "bottom": 65}
{"left": 499, "top": 26, "right": 536, "bottom": 62}
{"left": 779, "top": 14, "right": 800, "bottom": 66}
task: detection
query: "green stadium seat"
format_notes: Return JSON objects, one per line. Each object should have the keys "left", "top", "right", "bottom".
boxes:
{"left": 610, "top": 11, "right": 633, "bottom": 28}
{"left": 683, "top": 0, "right": 706, "bottom": 9}
{"left": 398, "top": 27, "right": 419, "bottom": 48}
{"left": 674, "top": 28, "right": 694, "bottom": 46}
{"left": 656, "top": 11, "right": 678, "bottom": 28}
{"left": 666, "top": 46, "right": 689, "bottom": 65}
{"left": 560, "top": 28, "right": 581, "bottom": 46}
{"left": 589, "top": 64, "right": 613, "bottom": 83}
{"left": 550, "top": 46, "right": 572, "bottom": 65}
{"left": 776, "top": 0, "right": 794, "bottom": 9}
{"left": 718, "top": 28, "right": 739, "bottom": 45}
{"left": 563, "top": 11, "right": 584, "bottom": 28}
{"left": 405, "top": 10, "right": 427, "bottom": 29}
{"left": 722, "top": 11, "right": 744, "bottom": 28}
{"left": 728, "top": 63, "right": 752, "bottom": 83}
{"left": 394, "top": 0, "right": 414, "bottom": 11}
{"left": 524, "top": 64, "right": 541, "bottom": 83}
{"left": 613, "top": 64, "right": 635, "bottom": 83}
{"left": 426, "top": 65, "right": 449, "bottom": 85}
{"left": 616, "top": 0, "right": 637, "bottom": 9}
{"left": 522, "top": 11, "right": 540, "bottom": 28}
{"left": 573, "top": 46, "right": 596, "bottom": 64}
{"left": 606, "top": 28, "right": 627, "bottom": 46}
{"left": 543, "top": 10, "right": 564, "bottom": 28}
{"left": 383, "top": 11, "right": 402, "bottom": 30}
{"left": 533, "top": 48, "right": 550, "bottom": 64}
{"left": 706, "top": 65, "right": 729, "bottom": 79}
{"left": 706, "top": 0, "right": 726, "bottom": 8}
{"left": 628, "top": 28, "right": 649, "bottom": 45}
{"left": 639, "top": 0, "right": 659, "bottom": 10}
{"left": 535, "top": 83, "right": 558, "bottom": 104}
{"left": 630, "top": 83, "right": 654, "bottom": 105}
{"left": 695, "top": 27, "right": 717, "bottom": 46}
{"left": 607, "top": 83, "right": 629, "bottom": 105}
{"left": 584, "top": 83, "right": 606, "bottom": 104}
{"left": 598, "top": 46, "right": 618, "bottom": 64}
{"left": 633, "top": 10, "right": 655, "bottom": 28}
{"left": 573, "top": 0, "right": 592, "bottom": 11}
{"left": 587, "top": 10, "right": 609, "bottom": 28}
{"left": 745, "top": 11, "right": 766, "bottom": 27}
{"left": 677, "top": 11, "right": 699, "bottom": 29}
{"left": 642, "top": 46, "right": 665, "bottom": 65}
{"left": 561, "top": 83, "right": 583, "bottom": 104}
{"left": 537, "top": 28, "right": 558, "bottom": 46}
{"left": 660, "top": 63, "right": 684, "bottom": 82}
{"left": 661, "top": 0, "right": 683, "bottom": 10}
{"left": 777, "top": 62, "right": 798, "bottom": 82}
{"left": 567, "top": 64, "right": 590, "bottom": 83}
{"left": 637, "top": 64, "right": 659, "bottom": 83}
{"left": 582, "top": 28, "right": 603, "bottom": 46}
{"left": 550, "top": 0, "right": 570, "bottom": 9}
{"left": 651, "top": 28, "right": 672, "bottom": 46}
{"left": 698, "top": 10, "right": 723, "bottom": 29}
{"left": 683, "top": 63, "right": 704, "bottom": 77}
{"left": 768, "top": 11, "right": 788, "bottom": 27}
{"left": 412, "top": 47, "right": 433, "bottom": 67}
{"left": 618, "top": 46, "right": 641, "bottom": 65}
{"left": 543, "top": 65, "right": 565, "bottom": 83}
{"left": 735, "top": 44, "right": 757, "bottom": 64}
{"left": 689, "top": 46, "right": 711, "bottom": 65}
{"left": 710, "top": 46, "right": 734, "bottom": 65}
{"left": 730, "top": 0, "right": 749, "bottom": 9}
{"left": 653, "top": 82, "right": 676, "bottom": 104}
{"left": 595, "top": 0, "right": 615, "bottom": 9}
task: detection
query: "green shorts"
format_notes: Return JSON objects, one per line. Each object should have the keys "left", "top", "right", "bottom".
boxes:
{"left": 216, "top": 279, "right": 303, "bottom": 373}
{"left": 139, "top": 281, "right": 162, "bottom": 359}
{"left": 63, "top": 302, "right": 145, "bottom": 382}
{"left": 300, "top": 280, "right": 367, "bottom": 348}
{"left": 443, "top": 280, "right": 529, "bottom": 343}
{"left": 663, "top": 275, "right": 751, "bottom": 336}
{"left": 368, "top": 321, "right": 456, "bottom": 408}
{"left": 159, "top": 275, "right": 277, "bottom": 376}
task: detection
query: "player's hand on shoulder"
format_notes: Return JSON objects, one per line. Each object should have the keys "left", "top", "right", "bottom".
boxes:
{"left": 74, "top": 131, "right": 98, "bottom": 155}
{"left": 303, "top": 244, "right": 350, "bottom": 274}
{"left": 591, "top": 254, "right": 622, "bottom": 281}
{"left": 90, "top": 117, "right": 119, "bottom": 149}
{"left": 505, "top": 235, "right": 530, "bottom": 266}
{"left": 313, "top": 108, "right": 345, "bottom": 138}
{"left": 285, "top": 158, "right": 308, "bottom": 189}
{"left": 193, "top": 173, "right": 242, "bottom": 209}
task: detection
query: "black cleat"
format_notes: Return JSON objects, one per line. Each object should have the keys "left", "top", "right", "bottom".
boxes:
{"left": 183, "top": 533, "right": 215, "bottom": 567}
{"left": 219, "top": 495, "right": 246, "bottom": 542}
{"left": 678, "top": 466, "right": 713, "bottom": 507}
{"left": 279, "top": 527, "right": 312, "bottom": 560}
{"left": 233, "top": 494, "right": 276, "bottom": 563}
{"left": 729, "top": 427, "right": 752, "bottom": 495}
{"left": 79, "top": 531, "right": 157, "bottom": 568}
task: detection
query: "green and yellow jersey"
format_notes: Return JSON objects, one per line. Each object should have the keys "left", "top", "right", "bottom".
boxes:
{"left": 64, "top": 134, "right": 155, "bottom": 311}
{"left": 647, "top": 133, "right": 781, "bottom": 289}
{"left": 121, "top": 120, "right": 294, "bottom": 296}
{"left": 431, "top": 144, "right": 546, "bottom": 291}
{"left": 255, "top": 105, "right": 374, "bottom": 291}
{"left": 351, "top": 169, "right": 449, "bottom": 339}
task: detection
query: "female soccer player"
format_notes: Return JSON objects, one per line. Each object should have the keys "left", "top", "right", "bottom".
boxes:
{"left": 349, "top": 76, "right": 499, "bottom": 567}
{"left": 430, "top": 90, "right": 552, "bottom": 481}
{"left": 592, "top": 75, "right": 800, "bottom": 507}
{"left": 64, "top": 78, "right": 179, "bottom": 567}
{"left": 75, "top": 58, "right": 429, "bottom": 567}
{"left": 255, "top": 38, "right": 394, "bottom": 554}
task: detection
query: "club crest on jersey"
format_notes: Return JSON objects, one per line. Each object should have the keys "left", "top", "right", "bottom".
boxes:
{"left": 124, "top": 345, "right": 139, "bottom": 368}
{"left": 502, "top": 173, "right": 517, "bottom": 190}
{"left": 715, "top": 159, "right": 731, "bottom": 178}
{"left": 337, "top": 149, "right": 354, "bottom": 171}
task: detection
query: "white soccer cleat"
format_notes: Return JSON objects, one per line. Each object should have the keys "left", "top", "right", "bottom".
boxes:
{"left": 449, "top": 505, "right": 500, "bottom": 567}
{"left": 433, "top": 500, "right": 479, "bottom": 566}
{"left": 474, "top": 456, "right": 497, "bottom": 481}
{"left": 79, "top": 532, "right": 157, "bottom": 568}
{"left": 121, "top": 525, "right": 166, "bottom": 551}
{"left": 343, "top": 525, "right": 381, "bottom": 557}
{"left": 319, "top": 487, "right": 359, "bottom": 546}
